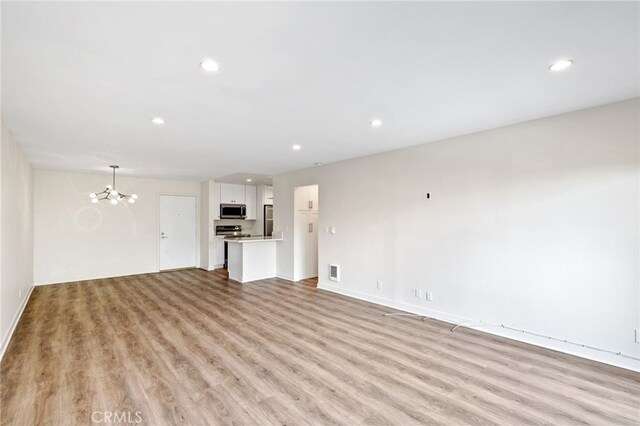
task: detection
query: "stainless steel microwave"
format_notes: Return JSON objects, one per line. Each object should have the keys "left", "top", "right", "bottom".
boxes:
{"left": 220, "top": 204, "right": 246, "bottom": 219}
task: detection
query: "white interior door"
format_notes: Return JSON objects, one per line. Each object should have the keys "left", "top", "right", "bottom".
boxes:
{"left": 159, "top": 195, "right": 197, "bottom": 270}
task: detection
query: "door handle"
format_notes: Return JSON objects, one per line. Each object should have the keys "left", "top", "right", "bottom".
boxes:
{"left": 308, "top": 200, "right": 312, "bottom": 209}
{"left": 308, "top": 223, "right": 313, "bottom": 233}
{"left": 161, "top": 232, "right": 168, "bottom": 239}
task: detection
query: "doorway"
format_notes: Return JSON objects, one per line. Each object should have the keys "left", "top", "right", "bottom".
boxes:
{"left": 294, "top": 184, "right": 318, "bottom": 282}
{"left": 159, "top": 195, "right": 197, "bottom": 271}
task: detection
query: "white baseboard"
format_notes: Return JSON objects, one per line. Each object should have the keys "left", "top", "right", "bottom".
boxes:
{"left": 35, "top": 269, "right": 157, "bottom": 286}
{"left": 0, "top": 285, "right": 34, "bottom": 362}
{"left": 277, "top": 274, "right": 294, "bottom": 282}
{"left": 317, "top": 281, "right": 640, "bottom": 372}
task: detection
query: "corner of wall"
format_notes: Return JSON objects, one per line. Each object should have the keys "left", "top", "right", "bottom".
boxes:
{"left": 0, "top": 121, "right": 35, "bottom": 361}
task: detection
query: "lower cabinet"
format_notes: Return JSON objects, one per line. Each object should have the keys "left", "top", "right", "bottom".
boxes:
{"left": 214, "top": 237, "right": 225, "bottom": 268}
{"left": 294, "top": 210, "right": 318, "bottom": 280}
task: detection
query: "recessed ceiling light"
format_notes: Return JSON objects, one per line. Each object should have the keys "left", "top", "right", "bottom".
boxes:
{"left": 246, "top": 178, "right": 252, "bottom": 182}
{"left": 151, "top": 117, "right": 165, "bottom": 125}
{"left": 292, "top": 144, "right": 302, "bottom": 151}
{"left": 549, "top": 59, "right": 573, "bottom": 71}
{"left": 314, "top": 162, "right": 324, "bottom": 167}
{"left": 370, "top": 119, "right": 382, "bottom": 127}
{"left": 200, "top": 59, "right": 219, "bottom": 72}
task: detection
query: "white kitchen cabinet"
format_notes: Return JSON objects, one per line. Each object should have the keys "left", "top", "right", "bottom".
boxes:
{"left": 294, "top": 210, "right": 318, "bottom": 280}
{"left": 233, "top": 184, "right": 246, "bottom": 204}
{"left": 296, "top": 185, "right": 318, "bottom": 211}
{"left": 308, "top": 185, "right": 318, "bottom": 211}
{"left": 245, "top": 185, "right": 257, "bottom": 220}
{"left": 220, "top": 183, "right": 246, "bottom": 204}
{"left": 264, "top": 186, "right": 274, "bottom": 205}
{"left": 304, "top": 211, "right": 318, "bottom": 278}
{"left": 220, "top": 183, "right": 234, "bottom": 204}
{"left": 214, "top": 237, "right": 225, "bottom": 268}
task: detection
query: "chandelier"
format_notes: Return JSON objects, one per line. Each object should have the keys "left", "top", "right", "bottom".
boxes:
{"left": 89, "top": 165, "right": 138, "bottom": 205}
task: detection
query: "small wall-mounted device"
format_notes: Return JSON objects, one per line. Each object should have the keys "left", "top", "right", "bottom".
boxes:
{"left": 329, "top": 264, "right": 340, "bottom": 282}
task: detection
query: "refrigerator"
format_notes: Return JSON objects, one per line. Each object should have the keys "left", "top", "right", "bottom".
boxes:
{"left": 263, "top": 205, "right": 273, "bottom": 237}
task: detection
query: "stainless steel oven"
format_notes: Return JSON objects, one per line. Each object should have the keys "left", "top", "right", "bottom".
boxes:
{"left": 216, "top": 225, "right": 251, "bottom": 268}
{"left": 220, "top": 204, "right": 246, "bottom": 219}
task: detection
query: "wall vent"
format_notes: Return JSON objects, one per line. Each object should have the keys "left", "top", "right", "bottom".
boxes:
{"left": 329, "top": 264, "right": 340, "bottom": 282}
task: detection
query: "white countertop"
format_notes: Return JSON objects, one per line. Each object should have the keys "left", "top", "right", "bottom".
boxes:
{"left": 225, "top": 236, "right": 283, "bottom": 243}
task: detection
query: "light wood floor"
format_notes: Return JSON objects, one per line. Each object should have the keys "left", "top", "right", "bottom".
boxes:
{"left": 1, "top": 270, "right": 638, "bottom": 425}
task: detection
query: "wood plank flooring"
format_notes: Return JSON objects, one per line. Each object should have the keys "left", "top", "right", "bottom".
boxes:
{"left": 1, "top": 270, "right": 638, "bottom": 425}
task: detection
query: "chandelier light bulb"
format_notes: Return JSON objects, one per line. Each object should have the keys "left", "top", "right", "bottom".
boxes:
{"left": 89, "top": 193, "right": 97, "bottom": 198}
{"left": 106, "top": 185, "right": 112, "bottom": 190}
{"left": 91, "top": 198, "right": 99, "bottom": 204}
{"left": 131, "top": 194, "right": 138, "bottom": 199}
{"left": 110, "top": 190, "right": 118, "bottom": 196}
{"left": 128, "top": 198, "right": 135, "bottom": 204}
{"left": 110, "top": 199, "right": 118, "bottom": 205}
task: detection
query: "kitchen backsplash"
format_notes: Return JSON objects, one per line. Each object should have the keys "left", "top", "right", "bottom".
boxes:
{"left": 214, "top": 218, "right": 260, "bottom": 235}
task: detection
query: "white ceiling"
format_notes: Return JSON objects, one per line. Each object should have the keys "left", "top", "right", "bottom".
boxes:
{"left": 2, "top": 1, "right": 638, "bottom": 181}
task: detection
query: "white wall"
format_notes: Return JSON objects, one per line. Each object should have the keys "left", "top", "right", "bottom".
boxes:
{"left": 34, "top": 170, "right": 200, "bottom": 285}
{"left": 1, "top": 123, "right": 34, "bottom": 356}
{"left": 274, "top": 98, "right": 640, "bottom": 370}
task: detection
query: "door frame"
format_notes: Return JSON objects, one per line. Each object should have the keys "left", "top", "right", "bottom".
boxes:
{"left": 157, "top": 193, "right": 200, "bottom": 272}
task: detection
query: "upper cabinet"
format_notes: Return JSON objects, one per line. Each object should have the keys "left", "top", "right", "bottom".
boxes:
{"left": 219, "top": 183, "right": 233, "bottom": 204}
{"left": 263, "top": 186, "right": 274, "bottom": 205}
{"left": 245, "top": 185, "right": 257, "bottom": 220}
{"left": 220, "top": 183, "right": 246, "bottom": 204}
{"left": 296, "top": 185, "right": 318, "bottom": 211}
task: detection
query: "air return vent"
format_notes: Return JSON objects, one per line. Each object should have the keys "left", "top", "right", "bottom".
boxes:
{"left": 329, "top": 264, "right": 340, "bottom": 282}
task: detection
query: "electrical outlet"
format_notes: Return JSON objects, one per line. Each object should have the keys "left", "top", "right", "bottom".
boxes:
{"left": 635, "top": 329, "right": 640, "bottom": 344}
{"left": 414, "top": 288, "right": 422, "bottom": 299}
{"left": 18, "top": 289, "right": 22, "bottom": 299}
{"left": 376, "top": 281, "right": 383, "bottom": 290}
{"left": 426, "top": 291, "right": 434, "bottom": 302}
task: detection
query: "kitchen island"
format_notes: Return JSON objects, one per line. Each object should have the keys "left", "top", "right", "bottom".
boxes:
{"left": 227, "top": 236, "right": 283, "bottom": 283}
